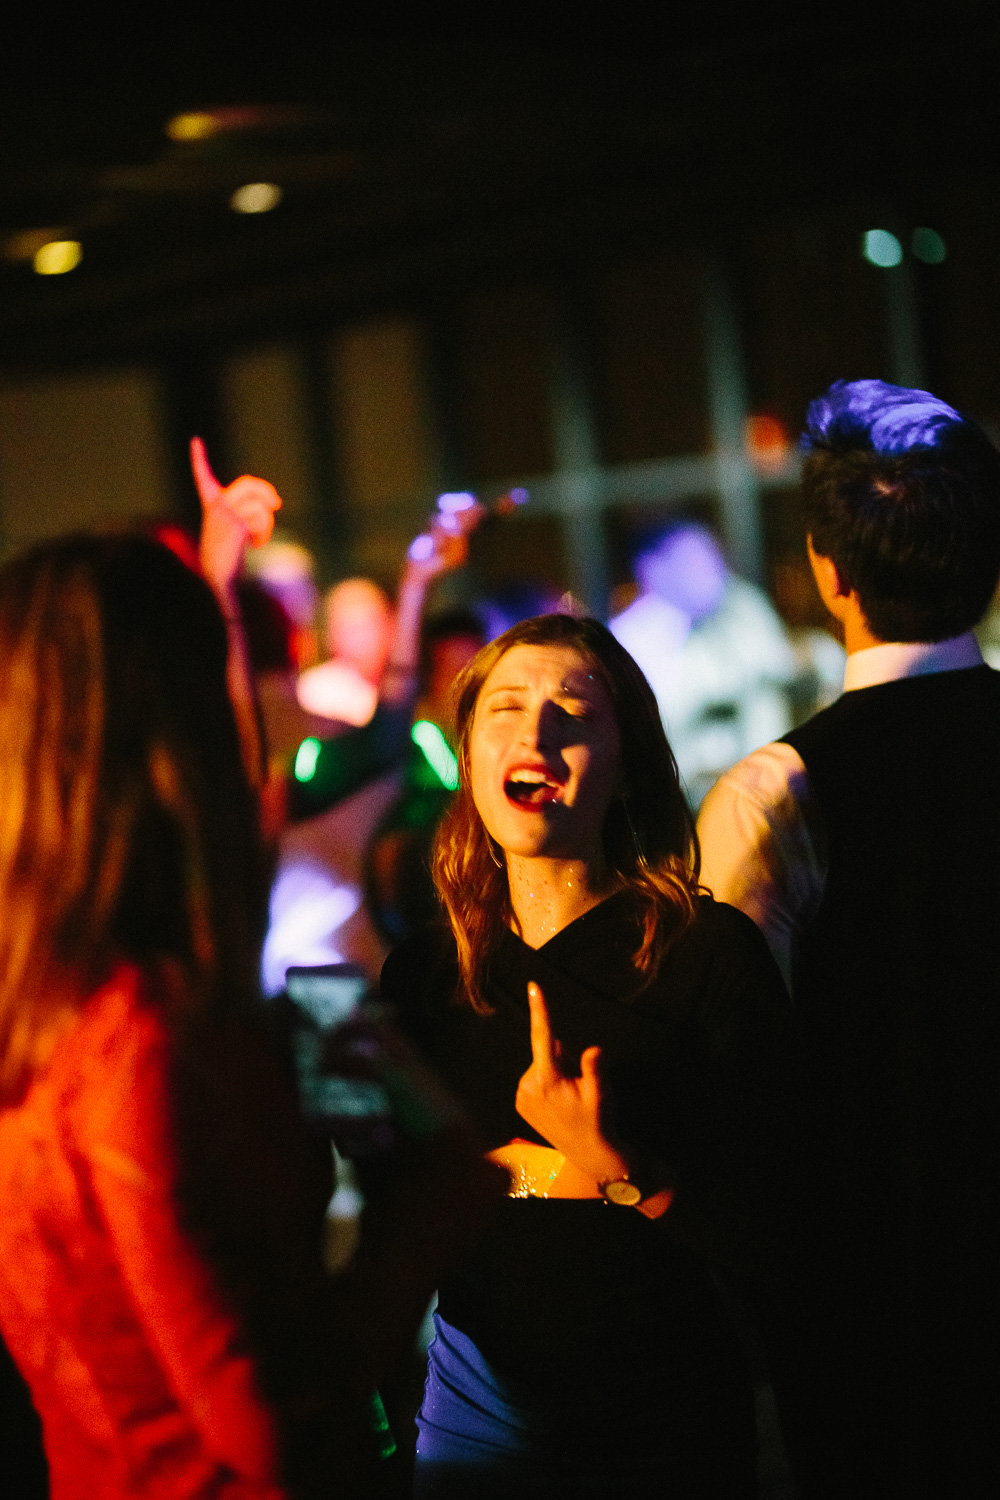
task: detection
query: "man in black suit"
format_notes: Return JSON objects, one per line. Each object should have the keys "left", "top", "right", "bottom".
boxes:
{"left": 698, "top": 379, "right": 1000, "bottom": 1498}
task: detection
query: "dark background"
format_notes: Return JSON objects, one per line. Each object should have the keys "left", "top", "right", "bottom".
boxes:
{"left": 2, "top": 3, "right": 998, "bottom": 616}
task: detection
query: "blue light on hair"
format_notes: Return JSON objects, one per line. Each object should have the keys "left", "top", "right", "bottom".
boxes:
{"left": 862, "top": 229, "right": 903, "bottom": 268}
{"left": 802, "top": 379, "right": 962, "bottom": 457}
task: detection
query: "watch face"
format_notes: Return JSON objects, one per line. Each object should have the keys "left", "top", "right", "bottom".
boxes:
{"left": 603, "top": 1178, "right": 642, "bottom": 1207}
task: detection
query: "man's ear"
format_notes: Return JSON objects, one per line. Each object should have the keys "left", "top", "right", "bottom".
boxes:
{"left": 806, "top": 537, "right": 851, "bottom": 614}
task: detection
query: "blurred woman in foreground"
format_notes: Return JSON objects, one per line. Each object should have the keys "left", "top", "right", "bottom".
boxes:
{"left": 0, "top": 534, "right": 497, "bottom": 1499}
{"left": 383, "top": 614, "right": 788, "bottom": 1498}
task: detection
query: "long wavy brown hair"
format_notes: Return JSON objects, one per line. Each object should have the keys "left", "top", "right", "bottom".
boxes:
{"left": 0, "top": 534, "right": 267, "bottom": 1105}
{"left": 432, "top": 613, "right": 700, "bottom": 1013}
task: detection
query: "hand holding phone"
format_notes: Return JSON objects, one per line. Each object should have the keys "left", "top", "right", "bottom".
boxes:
{"left": 284, "top": 963, "right": 463, "bottom": 1157}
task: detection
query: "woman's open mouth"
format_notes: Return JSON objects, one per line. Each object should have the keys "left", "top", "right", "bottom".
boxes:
{"left": 504, "top": 773, "right": 562, "bottom": 808}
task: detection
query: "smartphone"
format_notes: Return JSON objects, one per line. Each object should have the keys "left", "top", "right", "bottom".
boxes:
{"left": 285, "top": 963, "right": 393, "bottom": 1154}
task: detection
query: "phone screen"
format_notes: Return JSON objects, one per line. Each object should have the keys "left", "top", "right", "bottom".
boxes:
{"left": 286, "top": 964, "right": 368, "bottom": 1028}
{"left": 285, "top": 964, "right": 392, "bottom": 1147}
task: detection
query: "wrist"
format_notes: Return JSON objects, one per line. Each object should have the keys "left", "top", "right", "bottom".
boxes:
{"left": 597, "top": 1151, "right": 671, "bottom": 1210}
{"left": 589, "top": 1146, "right": 632, "bottom": 1190}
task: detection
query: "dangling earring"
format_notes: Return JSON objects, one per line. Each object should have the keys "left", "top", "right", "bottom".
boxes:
{"left": 619, "top": 791, "right": 649, "bottom": 870}
{"left": 487, "top": 835, "right": 505, "bottom": 870}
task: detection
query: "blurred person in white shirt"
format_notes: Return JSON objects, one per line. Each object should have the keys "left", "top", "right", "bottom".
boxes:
{"left": 610, "top": 520, "right": 796, "bottom": 807}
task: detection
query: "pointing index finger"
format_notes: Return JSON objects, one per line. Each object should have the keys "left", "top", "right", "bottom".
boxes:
{"left": 190, "top": 436, "right": 222, "bottom": 504}
{"left": 526, "top": 981, "right": 558, "bottom": 1078}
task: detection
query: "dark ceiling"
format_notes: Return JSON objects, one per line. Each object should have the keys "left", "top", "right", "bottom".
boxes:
{"left": 2, "top": 4, "right": 998, "bottom": 368}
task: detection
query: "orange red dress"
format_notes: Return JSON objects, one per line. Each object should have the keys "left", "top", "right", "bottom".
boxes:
{"left": 0, "top": 966, "right": 287, "bottom": 1499}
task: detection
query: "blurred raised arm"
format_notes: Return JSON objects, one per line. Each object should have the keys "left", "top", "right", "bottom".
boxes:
{"left": 191, "top": 437, "right": 281, "bottom": 790}
{"left": 380, "top": 496, "right": 486, "bottom": 709}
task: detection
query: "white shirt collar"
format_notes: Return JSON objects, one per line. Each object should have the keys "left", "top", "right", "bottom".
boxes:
{"left": 843, "top": 631, "right": 984, "bottom": 692}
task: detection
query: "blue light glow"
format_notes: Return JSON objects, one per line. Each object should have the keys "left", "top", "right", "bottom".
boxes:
{"left": 294, "top": 737, "right": 321, "bottom": 781}
{"left": 911, "top": 227, "right": 946, "bottom": 264}
{"left": 862, "top": 229, "right": 903, "bottom": 268}
{"left": 408, "top": 533, "right": 436, "bottom": 562}
{"left": 411, "top": 720, "right": 460, "bottom": 789}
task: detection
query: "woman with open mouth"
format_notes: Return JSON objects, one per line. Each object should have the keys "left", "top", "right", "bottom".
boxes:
{"left": 382, "top": 612, "right": 789, "bottom": 1499}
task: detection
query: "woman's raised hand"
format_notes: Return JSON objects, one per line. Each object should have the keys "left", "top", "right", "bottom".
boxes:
{"left": 514, "top": 981, "right": 630, "bottom": 1190}
{"left": 190, "top": 437, "right": 282, "bottom": 789}
{"left": 191, "top": 437, "right": 282, "bottom": 596}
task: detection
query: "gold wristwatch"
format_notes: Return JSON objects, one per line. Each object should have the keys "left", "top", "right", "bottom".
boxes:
{"left": 598, "top": 1174, "right": 643, "bottom": 1207}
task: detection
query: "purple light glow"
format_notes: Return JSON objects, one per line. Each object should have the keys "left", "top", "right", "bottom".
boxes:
{"left": 635, "top": 523, "right": 729, "bottom": 624}
{"left": 436, "top": 491, "right": 477, "bottom": 514}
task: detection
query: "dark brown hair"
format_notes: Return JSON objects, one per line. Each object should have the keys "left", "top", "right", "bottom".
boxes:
{"left": 0, "top": 534, "right": 267, "bottom": 1103}
{"left": 432, "top": 614, "right": 700, "bottom": 1013}
{"left": 801, "top": 379, "right": 1000, "bottom": 641}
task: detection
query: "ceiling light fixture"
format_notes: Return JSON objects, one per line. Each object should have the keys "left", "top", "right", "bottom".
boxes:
{"left": 166, "top": 112, "right": 220, "bottom": 142}
{"left": 230, "top": 182, "right": 283, "bottom": 215}
{"left": 862, "top": 229, "right": 903, "bottom": 268}
{"left": 911, "top": 227, "right": 947, "bottom": 264}
{"left": 33, "top": 240, "right": 82, "bottom": 275}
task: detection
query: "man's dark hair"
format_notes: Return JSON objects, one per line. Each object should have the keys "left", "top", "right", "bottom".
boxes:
{"left": 801, "top": 379, "right": 1000, "bottom": 642}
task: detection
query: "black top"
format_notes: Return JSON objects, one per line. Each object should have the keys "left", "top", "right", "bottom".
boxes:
{"left": 782, "top": 665, "right": 1000, "bottom": 1302}
{"left": 776, "top": 666, "right": 1000, "bottom": 1492}
{"left": 381, "top": 894, "right": 787, "bottom": 1413}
